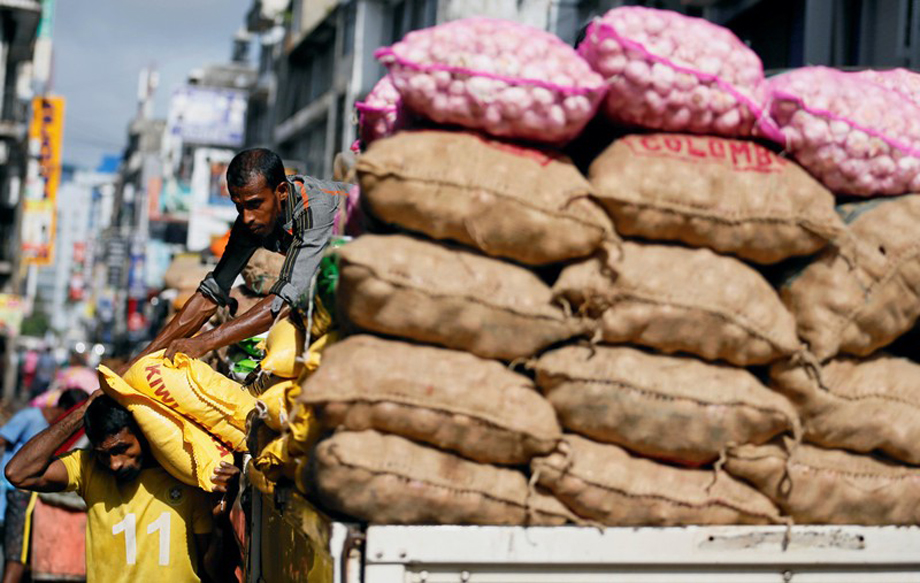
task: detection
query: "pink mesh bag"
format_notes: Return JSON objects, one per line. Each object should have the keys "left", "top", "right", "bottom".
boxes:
{"left": 355, "top": 76, "right": 405, "bottom": 146}
{"left": 375, "top": 18, "right": 607, "bottom": 144}
{"left": 857, "top": 68, "right": 920, "bottom": 107}
{"left": 768, "top": 67, "right": 920, "bottom": 196}
{"left": 578, "top": 6, "right": 778, "bottom": 140}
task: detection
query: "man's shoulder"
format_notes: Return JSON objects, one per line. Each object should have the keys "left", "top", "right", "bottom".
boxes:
{"left": 14, "top": 406, "right": 42, "bottom": 420}
{"left": 1, "top": 406, "right": 44, "bottom": 435}
{"left": 288, "top": 174, "right": 349, "bottom": 199}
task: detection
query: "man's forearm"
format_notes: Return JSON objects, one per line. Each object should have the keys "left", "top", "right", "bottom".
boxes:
{"left": 127, "top": 292, "right": 218, "bottom": 370}
{"left": 6, "top": 399, "right": 91, "bottom": 490}
{"left": 187, "top": 295, "right": 282, "bottom": 355}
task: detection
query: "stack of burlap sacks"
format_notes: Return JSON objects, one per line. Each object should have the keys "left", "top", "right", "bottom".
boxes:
{"left": 289, "top": 126, "right": 920, "bottom": 528}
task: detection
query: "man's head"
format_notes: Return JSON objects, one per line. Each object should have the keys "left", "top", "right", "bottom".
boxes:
{"left": 41, "top": 388, "right": 89, "bottom": 423}
{"left": 226, "top": 148, "right": 288, "bottom": 239}
{"left": 53, "top": 388, "right": 89, "bottom": 417}
{"left": 84, "top": 395, "right": 147, "bottom": 482}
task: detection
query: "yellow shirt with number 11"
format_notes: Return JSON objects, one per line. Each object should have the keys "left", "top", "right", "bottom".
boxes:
{"left": 58, "top": 449, "right": 213, "bottom": 583}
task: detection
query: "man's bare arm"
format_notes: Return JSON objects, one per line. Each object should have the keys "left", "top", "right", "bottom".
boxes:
{"left": 121, "top": 292, "right": 220, "bottom": 373}
{"left": 5, "top": 392, "right": 99, "bottom": 492}
{"left": 164, "top": 294, "right": 287, "bottom": 361}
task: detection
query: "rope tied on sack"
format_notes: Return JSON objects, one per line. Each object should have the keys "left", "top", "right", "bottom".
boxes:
{"left": 525, "top": 440, "right": 601, "bottom": 529}
{"left": 705, "top": 445, "right": 732, "bottom": 496}
{"left": 791, "top": 348, "right": 828, "bottom": 393}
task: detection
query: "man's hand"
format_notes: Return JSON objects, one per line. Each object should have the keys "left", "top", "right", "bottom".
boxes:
{"left": 210, "top": 461, "right": 241, "bottom": 519}
{"left": 165, "top": 337, "right": 210, "bottom": 362}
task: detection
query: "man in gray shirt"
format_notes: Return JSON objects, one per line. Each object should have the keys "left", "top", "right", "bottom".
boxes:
{"left": 124, "top": 147, "right": 347, "bottom": 368}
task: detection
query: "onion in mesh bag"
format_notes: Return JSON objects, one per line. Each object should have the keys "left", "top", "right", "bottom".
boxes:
{"left": 377, "top": 17, "right": 607, "bottom": 144}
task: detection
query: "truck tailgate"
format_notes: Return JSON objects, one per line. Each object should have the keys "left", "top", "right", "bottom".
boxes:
{"left": 361, "top": 525, "right": 920, "bottom": 583}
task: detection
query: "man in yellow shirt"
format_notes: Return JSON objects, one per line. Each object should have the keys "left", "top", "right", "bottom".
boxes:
{"left": 4, "top": 391, "right": 240, "bottom": 582}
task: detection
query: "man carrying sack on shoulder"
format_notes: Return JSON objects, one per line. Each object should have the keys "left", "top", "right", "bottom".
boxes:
{"left": 121, "top": 148, "right": 348, "bottom": 371}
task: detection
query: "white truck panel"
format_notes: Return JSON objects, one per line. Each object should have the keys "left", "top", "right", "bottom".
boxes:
{"left": 359, "top": 525, "right": 920, "bottom": 583}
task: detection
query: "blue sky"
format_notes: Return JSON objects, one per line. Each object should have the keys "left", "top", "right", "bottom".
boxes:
{"left": 53, "top": 0, "right": 250, "bottom": 168}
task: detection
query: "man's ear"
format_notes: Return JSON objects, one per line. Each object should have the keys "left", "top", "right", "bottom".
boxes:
{"left": 276, "top": 181, "right": 289, "bottom": 201}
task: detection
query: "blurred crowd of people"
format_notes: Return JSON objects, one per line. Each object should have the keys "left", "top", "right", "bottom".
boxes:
{"left": 0, "top": 347, "right": 102, "bottom": 582}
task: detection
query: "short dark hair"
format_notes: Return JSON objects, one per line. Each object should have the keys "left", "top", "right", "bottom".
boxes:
{"left": 57, "top": 388, "right": 89, "bottom": 411}
{"left": 226, "top": 148, "right": 286, "bottom": 192}
{"left": 84, "top": 395, "right": 139, "bottom": 446}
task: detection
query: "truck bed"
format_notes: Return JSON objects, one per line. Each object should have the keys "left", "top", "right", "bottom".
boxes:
{"left": 252, "top": 489, "right": 920, "bottom": 583}
{"left": 362, "top": 524, "right": 920, "bottom": 583}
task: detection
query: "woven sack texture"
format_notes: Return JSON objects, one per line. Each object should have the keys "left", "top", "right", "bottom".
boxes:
{"left": 553, "top": 242, "right": 800, "bottom": 365}
{"left": 771, "top": 354, "right": 920, "bottom": 465}
{"left": 242, "top": 248, "right": 286, "bottom": 295}
{"left": 726, "top": 440, "right": 920, "bottom": 525}
{"left": 313, "top": 430, "right": 574, "bottom": 525}
{"left": 301, "top": 335, "right": 561, "bottom": 464}
{"left": 164, "top": 255, "right": 211, "bottom": 291}
{"left": 358, "top": 130, "right": 613, "bottom": 265}
{"left": 533, "top": 434, "right": 782, "bottom": 526}
{"left": 536, "top": 345, "right": 798, "bottom": 465}
{"left": 589, "top": 134, "right": 844, "bottom": 264}
{"left": 338, "top": 234, "right": 587, "bottom": 360}
{"left": 782, "top": 195, "right": 920, "bottom": 361}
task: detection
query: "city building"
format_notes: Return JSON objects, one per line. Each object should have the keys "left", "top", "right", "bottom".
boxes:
{"left": 43, "top": 161, "right": 118, "bottom": 344}
{"left": 96, "top": 41, "right": 257, "bottom": 355}
{"left": 0, "top": 0, "right": 51, "bottom": 401}
{"left": 0, "top": 0, "right": 42, "bottom": 292}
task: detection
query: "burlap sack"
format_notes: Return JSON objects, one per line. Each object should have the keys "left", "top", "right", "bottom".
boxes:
{"left": 243, "top": 248, "right": 286, "bottom": 295}
{"left": 231, "top": 285, "right": 262, "bottom": 315}
{"left": 726, "top": 440, "right": 920, "bottom": 525}
{"left": 782, "top": 195, "right": 920, "bottom": 361}
{"left": 589, "top": 134, "right": 844, "bottom": 264}
{"left": 536, "top": 345, "right": 798, "bottom": 465}
{"left": 771, "top": 354, "right": 920, "bottom": 465}
{"left": 358, "top": 130, "right": 613, "bottom": 266}
{"left": 301, "top": 335, "right": 561, "bottom": 464}
{"left": 164, "top": 255, "right": 211, "bottom": 291}
{"left": 211, "top": 286, "right": 262, "bottom": 326}
{"left": 312, "top": 430, "right": 575, "bottom": 525}
{"left": 533, "top": 435, "right": 782, "bottom": 526}
{"left": 338, "top": 234, "right": 587, "bottom": 360}
{"left": 553, "top": 242, "right": 801, "bottom": 365}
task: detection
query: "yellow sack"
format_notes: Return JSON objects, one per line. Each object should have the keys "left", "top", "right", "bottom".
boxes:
{"left": 293, "top": 457, "right": 311, "bottom": 496}
{"left": 254, "top": 326, "right": 332, "bottom": 450}
{"left": 99, "top": 366, "right": 233, "bottom": 492}
{"left": 246, "top": 460, "right": 275, "bottom": 496}
{"left": 253, "top": 434, "right": 287, "bottom": 482}
{"left": 305, "top": 331, "right": 339, "bottom": 375}
{"left": 256, "top": 380, "right": 299, "bottom": 432}
{"left": 286, "top": 402, "right": 322, "bottom": 458}
{"left": 261, "top": 318, "right": 305, "bottom": 378}
{"left": 282, "top": 443, "right": 299, "bottom": 481}
{"left": 311, "top": 295, "right": 334, "bottom": 339}
{"left": 123, "top": 350, "right": 256, "bottom": 451}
